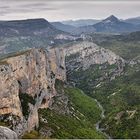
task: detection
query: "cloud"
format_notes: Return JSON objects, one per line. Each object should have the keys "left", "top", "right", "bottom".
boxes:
{"left": 0, "top": 0, "right": 140, "bottom": 21}
{"left": 0, "top": 0, "right": 59, "bottom": 19}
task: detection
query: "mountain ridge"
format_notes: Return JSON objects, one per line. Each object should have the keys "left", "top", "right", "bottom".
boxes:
{"left": 53, "top": 15, "right": 140, "bottom": 34}
{"left": 61, "top": 19, "right": 100, "bottom": 27}
{"left": 51, "top": 22, "right": 76, "bottom": 33}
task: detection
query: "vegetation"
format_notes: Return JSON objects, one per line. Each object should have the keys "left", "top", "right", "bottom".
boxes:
{"left": 0, "top": 121, "right": 8, "bottom": 127}
{"left": 68, "top": 58, "right": 140, "bottom": 138}
{"left": 89, "top": 32, "right": 140, "bottom": 60}
{"left": 22, "top": 130, "right": 40, "bottom": 139}
{"left": 19, "top": 93, "right": 36, "bottom": 119}
{"left": 93, "top": 69, "right": 140, "bottom": 139}
{"left": 39, "top": 81, "right": 106, "bottom": 139}
{"left": 67, "top": 63, "right": 118, "bottom": 95}
{"left": 67, "top": 32, "right": 140, "bottom": 138}
{"left": 65, "top": 88, "right": 102, "bottom": 124}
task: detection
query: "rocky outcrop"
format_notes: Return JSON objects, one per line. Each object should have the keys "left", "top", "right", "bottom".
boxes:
{"left": 0, "top": 126, "right": 18, "bottom": 139}
{"left": 0, "top": 48, "right": 66, "bottom": 136}
{"left": 64, "top": 41, "right": 125, "bottom": 72}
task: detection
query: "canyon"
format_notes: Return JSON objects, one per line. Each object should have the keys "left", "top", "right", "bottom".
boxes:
{"left": 0, "top": 40, "right": 137, "bottom": 139}
{"left": 0, "top": 14, "right": 139, "bottom": 139}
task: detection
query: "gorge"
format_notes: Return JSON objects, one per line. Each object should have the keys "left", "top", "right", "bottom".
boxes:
{"left": 0, "top": 40, "right": 126, "bottom": 138}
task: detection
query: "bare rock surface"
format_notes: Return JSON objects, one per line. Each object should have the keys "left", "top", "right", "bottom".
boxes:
{"left": 0, "top": 48, "right": 66, "bottom": 136}
{"left": 0, "top": 126, "right": 17, "bottom": 139}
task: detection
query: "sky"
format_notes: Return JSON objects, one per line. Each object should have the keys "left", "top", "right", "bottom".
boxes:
{"left": 0, "top": 0, "right": 140, "bottom": 21}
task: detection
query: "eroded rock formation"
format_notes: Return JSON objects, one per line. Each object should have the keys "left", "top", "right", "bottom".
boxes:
{"left": 64, "top": 41, "right": 125, "bottom": 72}
{"left": 0, "top": 48, "right": 66, "bottom": 136}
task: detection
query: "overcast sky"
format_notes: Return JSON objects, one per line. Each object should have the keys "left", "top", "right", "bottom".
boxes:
{"left": 0, "top": 0, "right": 140, "bottom": 21}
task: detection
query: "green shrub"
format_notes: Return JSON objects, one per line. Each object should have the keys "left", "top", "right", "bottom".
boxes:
{"left": 22, "top": 130, "right": 39, "bottom": 139}
{"left": 19, "top": 93, "right": 35, "bottom": 119}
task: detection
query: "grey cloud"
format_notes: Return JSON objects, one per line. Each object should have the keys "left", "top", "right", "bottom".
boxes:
{"left": 0, "top": 0, "right": 58, "bottom": 18}
{"left": 21, "top": 3, "right": 47, "bottom": 7}
{"left": 0, "top": 0, "right": 140, "bottom": 21}
{"left": 0, "top": 6, "right": 10, "bottom": 9}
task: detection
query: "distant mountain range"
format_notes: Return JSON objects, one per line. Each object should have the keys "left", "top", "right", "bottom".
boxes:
{"left": 52, "top": 15, "right": 140, "bottom": 34}
{"left": 0, "top": 18, "right": 78, "bottom": 56}
{"left": 51, "top": 22, "right": 77, "bottom": 33}
{"left": 0, "top": 18, "right": 67, "bottom": 37}
{"left": 0, "top": 16, "right": 140, "bottom": 56}
{"left": 61, "top": 19, "right": 100, "bottom": 27}
{"left": 57, "top": 16, "right": 140, "bottom": 27}
{"left": 91, "top": 15, "right": 139, "bottom": 33}
{"left": 124, "top": 16, "right": 140, "bottom": 25}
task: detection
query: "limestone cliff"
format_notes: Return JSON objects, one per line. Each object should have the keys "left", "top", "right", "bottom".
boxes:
{"left": 64, "top": 41, "right": 125, "bottom": 72}
{"left": 0, "top": 48, "right": 66, "bottom": 136}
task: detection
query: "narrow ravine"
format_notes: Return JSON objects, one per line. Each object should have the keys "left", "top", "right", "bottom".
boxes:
{"left": 94, "top": 99, "right": 111, "bottom": 139}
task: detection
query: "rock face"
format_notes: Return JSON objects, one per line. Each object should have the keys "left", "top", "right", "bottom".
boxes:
{"left": 0, "top": 41, "right": 125, "bottom": 138}
{"left": 0, "top": 48, "right": 66, "bottom": 136}
{"left": 0, "top": 126, "right": 18, "bottom": 139}
{"left": 64, "top": 41, "right": 125, "bottom": 72}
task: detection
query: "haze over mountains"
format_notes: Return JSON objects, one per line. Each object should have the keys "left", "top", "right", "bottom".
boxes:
{"left": 61, "top": 19, "right": 100, "bottom": 27}
{"left": 52, "top": 15, "right": 140, "bottom": 34}
{"left": 125, "top": 16, "right": 140, "bottom": 25}
{"left": 1, "top": 15, "right": 140, "bottom": 56}
{"left": 0, "top": 18, "right": 79, "bottom": 56}
{"left": 1, "top": 15, "right": 140, "bottom": 37}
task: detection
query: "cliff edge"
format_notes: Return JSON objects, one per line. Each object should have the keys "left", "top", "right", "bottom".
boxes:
{"left": 0, "top": 48, "right": 66, "bottom": 137}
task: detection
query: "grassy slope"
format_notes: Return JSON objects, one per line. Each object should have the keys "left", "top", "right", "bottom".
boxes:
{"left": 38, "top": 82, "right": 106, "bottom": 139}
{"left": 89, "top": 32, "right": 140, "bottom": 60}
{"left": 68, "top": 63, "right": 140, "bottom": 139}
{"left": 93, "top": 68, "right": 140, "bottom": 139}
{"left": 68, "top": 32, "right": 140, "bottom": 138}
{"left": 67, "top": 32, "right": 140, "bottom": 138}
{"left": 99, "top": 41, "right": 140, "bottom": 60}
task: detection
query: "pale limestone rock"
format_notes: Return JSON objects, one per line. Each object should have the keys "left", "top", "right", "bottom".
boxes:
{"left": 0, "top": 48, "right": 66, "bottom": 136}
{"left": 0, "top": 126, "right": 17, "bottom": 139}
{"left": 64, "top": 41, "right": 125, "bottom": 70}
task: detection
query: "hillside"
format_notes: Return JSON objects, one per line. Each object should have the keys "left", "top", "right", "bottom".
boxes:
{"left": 37, "top": 80, "right": 106, "bottom": 139}
{"left": 51, "top": 22, "right": 76, "bottom": 34}
{"left": 66, "top": 35, "right": 140, "bottom": 139}
{"left": 87, "top": 31, "right": 140, "bottom": 60}
{"left": 0, "top": 18, "right": 77, "bottom": 57}
{"left": 125, "top": 17, "right": 140, "bottom": 25}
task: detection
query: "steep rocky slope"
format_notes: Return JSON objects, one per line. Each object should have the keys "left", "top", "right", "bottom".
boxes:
{"left": 0, "top": 48, "right": 66, "bottom": 137}
{"left": 64, "top": 41, "right": 125, "bottom": 73}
